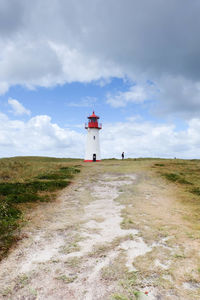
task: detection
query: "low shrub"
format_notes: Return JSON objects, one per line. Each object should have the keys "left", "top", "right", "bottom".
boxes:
{"left": 162, "top": 172, "right": 192, "bottom": 185}
{"left": 163, "top": 173, "right": 180, "bottom": 182}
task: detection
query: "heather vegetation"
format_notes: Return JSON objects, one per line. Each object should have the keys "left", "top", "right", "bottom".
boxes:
{"left": 0, "top": 156, "right": 81, "bottom": 260}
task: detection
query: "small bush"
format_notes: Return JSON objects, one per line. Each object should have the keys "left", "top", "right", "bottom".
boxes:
{"left": 163, "top": 173, "right": 180, "bottom": 182}
{"left": 60, "top": 166, "right": 80, "bottom": 173}
{"left": 177, "top": 178, "right": 192, "bottom": 185}
{"left": 0, "top": 180, "right": 69, "bottom": 196}
{"left": 0, "top": 197, "right": 21, "bottom": 257}
{"left": 6, "top": 193, "right": 42, "bottom": 203}
{"left": 37, "top": 173, "right": 72, "bottom": 180}
{"left": 163, "top": 173, "right": 192, "bottom": 185}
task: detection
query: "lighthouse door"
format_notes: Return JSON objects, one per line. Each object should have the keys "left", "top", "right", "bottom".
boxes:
{"left": 93, "top": 154, "right": 96, "bottom": 162}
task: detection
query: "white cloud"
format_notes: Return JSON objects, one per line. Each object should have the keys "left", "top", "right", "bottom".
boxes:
{"left": 8, "top": 98, "right": 31, "bottom": 116}
{"left": 156, "top": 76, "right": 200, "bottom": 117}
{"left": 0, "top": 113, "right": 84, "bottom": 158}
{"left": 101, "top": 118, "right": 200, "bottom": 159}
{"left": 0, "top": 39, "right": 122, "bottom": 94}
{"left": 49, "top": 42, "right": 122, "bottom": 84}
{"left": 0, "top": 112, "right": 200, "bottom": 159}
{"left": 106, "top": 84, "right": 156, "bottom": 108}
{"left": 0, "top": 0, "right": 199, "bottom": 119}
{"left": 0, "top": 41, "right": 63, "bottom": 90}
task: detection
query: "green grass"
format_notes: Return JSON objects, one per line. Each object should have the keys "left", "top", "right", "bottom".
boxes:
{"left": 0, "top": 180, "right": 69, "bottom": 196}
{"left": 36, "top": 173, "right": 73, "bottom": 180}
{"left": 36, "top": 166, "right": 80, "bottom": 180}
{"left": 156, "top": 161, "right": 200, "bottom": 190}
{"left": 55, "top": 274, "right": 77, "bottom": 283}
{"left": 162, "top": 172, "right": 192, "bottom": 184}
{"left": 190, "top": 187, "right": 200, "bottom": 196}
{"left": 0, "top": 156, "right": 81, "bottom": 260}
{"left": 162, "top": 172, "right": 180, "bottom": 182}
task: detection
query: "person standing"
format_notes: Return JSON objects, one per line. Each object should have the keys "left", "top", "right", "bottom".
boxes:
{"left": 122, "top": 152, "right": 124, "bottom": 160}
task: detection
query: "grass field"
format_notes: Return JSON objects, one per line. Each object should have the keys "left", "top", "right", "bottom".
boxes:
{"left": 1, "top": 156, "right": 200, "bottom": 262}
{"left": 1, "top": 157, "right": 200, "bottom": 298}
{"left": 0, "top": 156, "right": 81, "bottom": 260}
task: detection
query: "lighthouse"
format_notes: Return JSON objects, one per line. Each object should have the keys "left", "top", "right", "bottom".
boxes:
{"left": 84, "top": 111, "right": 102, "bottom": 162}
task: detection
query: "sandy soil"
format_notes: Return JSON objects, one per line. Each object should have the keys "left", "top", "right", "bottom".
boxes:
{"left": 0, "top": 162, "right": 200, "bottom": 300}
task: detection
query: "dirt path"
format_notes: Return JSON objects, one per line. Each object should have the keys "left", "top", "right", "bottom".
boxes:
{"left": 0, "top": 161, "right": 200, "bottom": 299}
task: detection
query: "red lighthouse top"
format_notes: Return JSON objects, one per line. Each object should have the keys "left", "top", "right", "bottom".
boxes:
{"left": 85, "top": 111, "right": 102, "bottom": 129}
{"left": 88, "top": 111, "right": 99, "bottom": 119}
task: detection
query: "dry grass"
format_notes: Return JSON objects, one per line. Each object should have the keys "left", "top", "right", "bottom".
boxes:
{"left": 0, "top": 156, "right": 82, "bottom": 182}
{"left": 152, "top": 159, "right": 200, "bottom": 225}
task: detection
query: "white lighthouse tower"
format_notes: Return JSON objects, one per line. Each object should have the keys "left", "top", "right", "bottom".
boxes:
{"left": 84, "top": 111, "right": 102, "bottom": 162}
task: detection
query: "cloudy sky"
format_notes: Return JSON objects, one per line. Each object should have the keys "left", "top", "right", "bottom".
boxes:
{"left": 0, "top": 0, "right": 200, "bottom": 159}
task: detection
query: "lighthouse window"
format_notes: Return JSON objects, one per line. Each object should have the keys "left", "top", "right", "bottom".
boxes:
{"left": 93, "top": 136, "right": 95, "bottom": 140}
{"left": 91, "top": 117, "right": 96, "bottom": 122}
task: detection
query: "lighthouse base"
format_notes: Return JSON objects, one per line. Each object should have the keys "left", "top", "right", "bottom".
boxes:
{"left": 84, "top": 160, "right": 101, "bottom": 162}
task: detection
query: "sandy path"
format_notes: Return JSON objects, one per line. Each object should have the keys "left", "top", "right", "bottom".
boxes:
{"left": 0, "top": 171, "right": 155, "bottom": 299}
{"left": 0, "top": 164, "right": 199, "bottom": 299}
